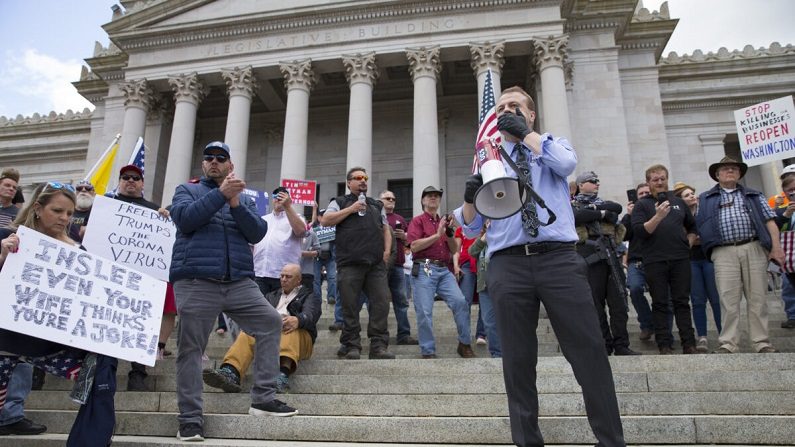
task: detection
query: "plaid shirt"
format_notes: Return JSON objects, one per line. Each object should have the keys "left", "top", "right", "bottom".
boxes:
{"left": 717, "top": 188, "right": 775, "bottom": 242}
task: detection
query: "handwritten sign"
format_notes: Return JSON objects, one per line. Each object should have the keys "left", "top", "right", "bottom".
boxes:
{"left": 315, "top": 225, "right": 336, "bottom": 243}
{"left": 735, "top": 96, "right": 795, "bottom": 167}
{"left": 282, "top": 179, "right": 317, "bottom": 206}
{"left": 0, "top": 226, "right": 166, "bottom": 365}
{"left": 83, "top": 196, "right": 176, "bottom": 282}
{"left": 242, "top": 188, "right": 270, "bottom": 216}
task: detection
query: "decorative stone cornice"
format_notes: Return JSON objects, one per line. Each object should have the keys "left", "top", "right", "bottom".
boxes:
{"left": 112, "top": 0, "right": 537, "bottom": 51}
{"left": 632, "top": 2, "right": 670, "bottom": 22}
{"left": 122, "top": 0, "right": 166, "bottom": 15}
{"left": 469, "top": 41, "right": 505, "bottom": 77}
{"left": 342, "top": 53, "right": 379, "bottom": 87}
{"left": 168, "top": 72, "right": 209, "bottom": 105}
{"left": 92, "top": 41, "right": 123, "bottom": 58}
{"left": 0, "top": 109, "right": 92, "bottom": 128}
{"left": 120, "top": 78, "right": 155, "bottom": 110}
{"left": 532, "top": 35, "right": 569, "bottom": 70}
{"left": 662, "top": 96, "right": 781, "bottom": 112}
{"left": 220, "top": 66, "right": 259, "bottom": 98}
{"left": 279, "top": 60, "right": 316, "bottom": 92}
{"left": 406, "top": 46, "right": 441, "bottom": 82}
{"left": 661, "top": 42, "right": 795, "bottom": 65}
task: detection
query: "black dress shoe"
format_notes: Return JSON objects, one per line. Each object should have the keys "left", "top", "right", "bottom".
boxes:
{"left": 0, "top": 418, "right": 47, "bottom": 436}
{"left": 396, "top": 336, "right": 419, "bottom": 345}
{"left": 613, "top": 346, "right": 642, "bottom": 356}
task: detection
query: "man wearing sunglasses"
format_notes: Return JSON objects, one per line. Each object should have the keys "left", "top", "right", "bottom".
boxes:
{"left": 68, "top": 180, "right": 95, "bottom": 243}
{"left": 170, "top": 141, "right": 296, "bottom": 442}
{"left": 320, "top": 167, "right": 394, "bottom": 360}
{"left": 572, "top": 171, "right": 638, "bottom": 356}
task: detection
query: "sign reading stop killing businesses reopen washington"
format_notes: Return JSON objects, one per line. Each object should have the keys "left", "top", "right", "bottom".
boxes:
{"left": 0, "top": 226, "right": 166, "bottom": 365}
{"left": 735, "top": 95, "right": 795, "bottom": 167}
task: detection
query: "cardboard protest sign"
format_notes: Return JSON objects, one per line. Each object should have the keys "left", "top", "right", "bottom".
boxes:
{"left": 82, "top": 195, "right": 176, "bottom": 282}
{"left": 242, "top": 188, "right": 270, "bottom": 216}
{"left": 315, "top": 225, "right": 336, "bottom": 243}
{"left": 0, "top": 226, "right": 166, "bottom": 366}
{"left": 735, "top": 95, "right": 795, "bottom": 167}
{"left": 281, "top": 179, "right": 317, "bottom": 206}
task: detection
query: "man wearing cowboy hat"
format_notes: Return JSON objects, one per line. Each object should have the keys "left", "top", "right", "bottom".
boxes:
{"left": 695, "top": 156, "right": 783, "bottom": 353}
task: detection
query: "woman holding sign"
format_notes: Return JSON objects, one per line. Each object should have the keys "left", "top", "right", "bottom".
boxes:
{"left": 0, "top": 182, "right": 116, "bottom": 446}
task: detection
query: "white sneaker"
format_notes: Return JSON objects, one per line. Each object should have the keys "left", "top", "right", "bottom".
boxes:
{"left": 696, "top": 337, "right": 709, "bottom": 353}
{"left": 476, "top": 336, "right": 487, "bottom": 345}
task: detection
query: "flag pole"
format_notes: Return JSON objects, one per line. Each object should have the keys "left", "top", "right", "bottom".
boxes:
{"left": 84, "top": 133, "right": 121, "bottom": 181}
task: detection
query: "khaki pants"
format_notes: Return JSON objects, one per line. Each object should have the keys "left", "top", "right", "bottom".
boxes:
{"left": 711, "top": 242, "right": 772, "bottom": 352}
{"left": 224, "top": 329, "right": 314, "bottom": 375}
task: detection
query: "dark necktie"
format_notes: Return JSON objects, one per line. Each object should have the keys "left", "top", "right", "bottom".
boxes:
{"left": 514, "top": 144, "right": 540, "bottom": 237}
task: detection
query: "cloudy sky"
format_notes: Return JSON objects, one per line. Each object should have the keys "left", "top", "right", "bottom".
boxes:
{"left": 0, "top": 0, "right": 793, "bottom": 119}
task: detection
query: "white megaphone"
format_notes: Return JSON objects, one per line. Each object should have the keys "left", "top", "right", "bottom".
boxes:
{"left": 473, "top": 138, "right": 527, "bottom": 219}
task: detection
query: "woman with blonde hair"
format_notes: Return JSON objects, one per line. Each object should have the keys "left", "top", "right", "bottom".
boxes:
{"left": 673, "top": 182, "right": 721, "bottom": 352}
{"left": 0, "top": 182, "right": 117, "bottom": 446}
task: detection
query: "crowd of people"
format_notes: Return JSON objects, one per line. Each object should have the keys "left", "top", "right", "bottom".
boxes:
{"left": 0, "top": 84, "right": 792, "bottom": 446}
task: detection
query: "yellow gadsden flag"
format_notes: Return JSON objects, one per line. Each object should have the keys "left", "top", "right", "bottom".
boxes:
{"left": 85, "top": 134, "right": 121, "bottom": 196}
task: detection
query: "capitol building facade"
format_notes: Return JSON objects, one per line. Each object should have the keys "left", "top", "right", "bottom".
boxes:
{"left": 1, "top": 0, "right": 793, "bottom": 215}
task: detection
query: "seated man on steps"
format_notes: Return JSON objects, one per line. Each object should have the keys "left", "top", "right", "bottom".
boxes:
{"left": 203, "top": 263, "right": 321, "bottom": 393}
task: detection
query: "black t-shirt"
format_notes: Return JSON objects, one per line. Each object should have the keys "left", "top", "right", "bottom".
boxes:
{"left": 69, "top": 207, "right": 92, "bottom": 242}
{"left": 621, "top": 213, "right": 642, "bottom": 262}
{"left": 630, "top": 193, "right": 696, "bottom": 264}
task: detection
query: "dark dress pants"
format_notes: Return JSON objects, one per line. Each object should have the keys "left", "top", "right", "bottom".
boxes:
{"left": 337, "top": 262, "right": 390, "bottom": 351}
{"left": 488, "top": 247, "right": 625, "bottom": 447}
{"left": 644, "top": 259, "right": 696, "bottom": 349}
{"left": 587, "top": 259, "right": 630, "bottom": 351}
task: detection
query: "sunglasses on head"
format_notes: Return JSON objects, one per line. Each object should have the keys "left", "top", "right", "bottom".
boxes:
{"left": 76, "top": 186, "right": 94, "bottom": 192}
{"left": 121, "top": 174, "right": 142, "bottom": 181}
{"left": 45, "top": 182, "right": 75, "bottom": 193}
{"left": 348, "top": 175, "right": 368, "bottom": 181}
{"left": 203, "top": 154, "right": 229, "bottom": 163}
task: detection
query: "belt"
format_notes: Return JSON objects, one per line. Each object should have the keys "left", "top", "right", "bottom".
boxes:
{"left": 414, "top": 258, "right": 448, "bottom": 267}
{"left": 493, "top": 241, "right": 575, "bottom": 257}
{"left": 719, "top": 237, "right": 758, "bottom": 247}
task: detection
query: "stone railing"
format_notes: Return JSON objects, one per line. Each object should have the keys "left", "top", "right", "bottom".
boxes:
{"left": 632, "top": 1, "right": 670, "bottom": 22}
{"left": 661, "top": 42, "right": 795, "bottom": 65}
{"left": 0, "top": 108, "right": 93, "bottom": 128}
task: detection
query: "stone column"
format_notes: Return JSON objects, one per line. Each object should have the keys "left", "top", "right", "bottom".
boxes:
{"left": 698, "top": 134, "right": 728, "bottom": 168}
{"left": 117, "top": 79, "right": 155, "bottom": 175}
{"left": 342, "top": 52, "right": 379, "bottom": 175}
{"left": 161, "top": 73, "right": 208, "bottom": 205}
{"left": 221, "top": 66, "right": 258, "bottom": 177}
{"left": 469, "top": 41, "right": 505, "bottom": 111}
{"left": 532, "top": 35, "right": 572, "bottom": 138}
{"left": 279, "top": 59, "right": 315, "bottom": 182}
{"left": 406, "top": 46, "right": 442, "bottom": 215}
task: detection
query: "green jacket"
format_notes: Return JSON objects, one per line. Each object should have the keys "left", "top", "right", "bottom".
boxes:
{"left": 468, "top": 237, "right": 489, "bottom": 293}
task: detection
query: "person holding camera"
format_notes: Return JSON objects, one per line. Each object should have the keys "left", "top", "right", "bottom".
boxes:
{"left": 407, "top": 186, "right": 474, "bottom": 359}
{"left": 572, "top": 171, "right": 638, "bottom": 356}
{"left": 630, "top": 164, "right": 698, "bottom": 355}
{"left": 695, "top": 157, "right": 782, "bottom": 353}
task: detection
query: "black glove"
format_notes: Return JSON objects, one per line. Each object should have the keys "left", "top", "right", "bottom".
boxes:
{"left": 497, "top": 109, "right": 531, "bottom": 140}
{"left": 603, "top": 211, "right": 618, "bottom": 223}
{"left": 464, "top": 174, "right": 483, "bottom": 204}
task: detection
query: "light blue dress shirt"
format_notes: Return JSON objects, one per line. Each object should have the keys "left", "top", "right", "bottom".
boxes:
{"left": 454, "top": 133, "right": 579, "bottom": 258}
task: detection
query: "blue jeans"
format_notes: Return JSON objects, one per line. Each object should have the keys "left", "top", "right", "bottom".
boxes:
{"left": 388, "top": 265, "right": 412, "bottom": 341}
{"left": 627, "top": 261, "right": 653, "bottom": 332}
{"left": 314, "top": 253, "right": 337, "bottom": 304}
{"left": 459, "top": 262, "right": 477, "bottom": 335}
{"left": 0, "top": 362, "right": 32, "bottom": 426}
{"left": 690, "top": 259, "right": 722, "bottom": 337}
{"left": 782, "top": 274, "right": 795, "bottom": 320}
{"left": 478, "top": 290, "right": 501, "bottom": 357}
{"left": 411, "top": 264, "right": 472, "bottom": 355}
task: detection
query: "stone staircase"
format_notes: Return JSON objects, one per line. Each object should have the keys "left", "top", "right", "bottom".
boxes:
{"left": 9, "top": 288, "right": 795, "bottom": 446}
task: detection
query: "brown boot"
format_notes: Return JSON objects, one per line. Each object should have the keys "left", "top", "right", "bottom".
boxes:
{"left": 457, "top": 342, "right": 476, "bottom": 358}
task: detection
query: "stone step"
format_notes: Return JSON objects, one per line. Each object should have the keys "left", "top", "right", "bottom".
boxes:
{"left": 8, "top": 435, "right": 786, "bottom": 447}
{"left": 22, "top": 411, "right": 795, "bottom": 445}
{"left": 24, "top": 390, "right": 795, "bottom": 417}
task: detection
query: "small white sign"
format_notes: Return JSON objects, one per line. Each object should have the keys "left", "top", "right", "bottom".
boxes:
{"left": 83, "top": 195, "right": 176, "bottom": 282}
{"left": 735, "top": 95, "right": 795, "bottom": 167}
{"left": 0, "top": 227, "right": 166, "bottom": 365}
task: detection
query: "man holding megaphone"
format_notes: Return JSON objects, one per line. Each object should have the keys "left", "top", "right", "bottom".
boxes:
{"left": 454, "top": 86, "right": 626, "bottom": 447}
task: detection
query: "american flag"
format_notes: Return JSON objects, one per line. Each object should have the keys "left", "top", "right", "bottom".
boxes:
{"left": 472, "top": 68, "right": 501, "bottom": 174}
{"left": 128, "top": 137, "right": 146, "bottom": 196}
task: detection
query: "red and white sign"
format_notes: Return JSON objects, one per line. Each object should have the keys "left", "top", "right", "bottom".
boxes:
{"left": 735, "top": 96, "right": 795, "bottom": 167}
{"left": 281, "top": 178, "right": 317, "bottom": 206}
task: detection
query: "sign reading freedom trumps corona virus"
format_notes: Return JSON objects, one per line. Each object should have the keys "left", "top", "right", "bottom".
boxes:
{"left": 0, "top": 226, "right": 166, "bottom": 365}
{"left": 735, "top": 95, "right": 795, "bottom": 167}
{"left": 83, "top": 195, "right": 176, "bottom": 282}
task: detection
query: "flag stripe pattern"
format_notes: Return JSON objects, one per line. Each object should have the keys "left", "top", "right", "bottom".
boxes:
{"left": 472, "top": 69, "right": 502, "bottom": 174}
